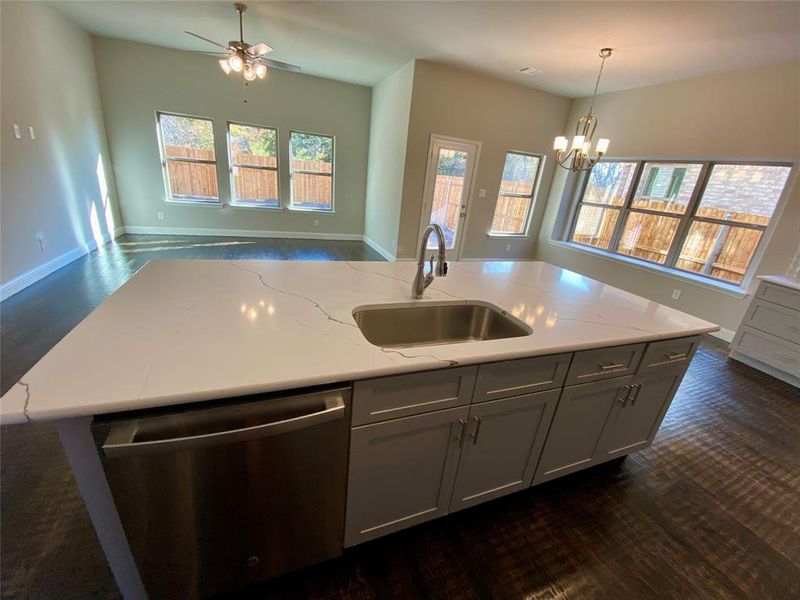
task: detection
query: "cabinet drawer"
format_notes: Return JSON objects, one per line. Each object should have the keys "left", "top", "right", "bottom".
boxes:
{"left": 565, "top": 343, "right": 645, "bottom": 386}
{"left": 352, "top": 366, "right": 477, "bottom": 426}
{"left": 639, "top": 336, "right": 700, "bottom": 372}
{"left": 743, "top": 300, "right": 800, "bottom": 344}
{"left": 756, "top": 282, "right": 800, "bottom": 312}
{"left": 732, "top": 326, "right": 800, "bottom": 376}
{"left": 473, "top": 353, "right": 571, "bottom": 402}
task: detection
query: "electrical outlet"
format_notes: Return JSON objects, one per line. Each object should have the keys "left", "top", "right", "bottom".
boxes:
{"left": 506, "top": 244, "right": 512, "bottom": 252}
{"left": 13, "top": 124, "right": 21, "bottom": 139}
{"left": 36, "top": 232, "right": 46, "bottom": 251}
{"left": 28, "top": 126, "right": 36, "bottom": 140}
{"left": 671, "top": 288, "right": 682, "bottom": 300}
{"left": 313, "top": 219, "right": 320, "bottom": 227}
{"left": 157, "top": 211, "right": 165, "bottom": 221}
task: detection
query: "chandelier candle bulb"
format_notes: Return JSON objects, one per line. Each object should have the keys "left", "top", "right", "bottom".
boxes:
{"left": 553, "top": 137, "right": 568, "bottom": 152}
{"left": 581, "top": 141, "right": 591, "bottom": 155}
{"left": 571, "top": 135, "right": 585, "bottom": 151}
{"left": 596, "top": 138, "right": 609, "bottom": 154}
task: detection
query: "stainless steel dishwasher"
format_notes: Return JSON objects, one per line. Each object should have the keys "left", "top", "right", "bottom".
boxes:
{"left": 92, "top": 385, "right": 351, "bottom": 600}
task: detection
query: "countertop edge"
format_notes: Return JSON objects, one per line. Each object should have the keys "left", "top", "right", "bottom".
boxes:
{"left": 2, "top": 324, "right": 719, "bottom": 425}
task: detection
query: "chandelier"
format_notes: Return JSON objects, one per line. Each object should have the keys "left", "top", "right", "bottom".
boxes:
{"left": 553, "top": 48, "right": 613, "bottom": 172}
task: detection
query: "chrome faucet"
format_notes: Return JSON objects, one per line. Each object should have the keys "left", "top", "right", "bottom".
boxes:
{"left": 412, "top": 224, "right": 448, "bottom": 299}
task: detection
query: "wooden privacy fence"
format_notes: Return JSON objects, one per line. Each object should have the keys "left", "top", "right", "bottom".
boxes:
{"left": 432, "top": 175, "right": 532, "bottom": 235}
{"left": 164, "top": 146, "right": 331, "bottom": 206}
{"left": 572, "top": 199, "right": 764, "bottom": 284}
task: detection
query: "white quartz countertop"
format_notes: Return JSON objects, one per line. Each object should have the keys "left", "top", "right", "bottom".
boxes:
{"left": 759, "top": 275, "right": 800, "bottom": 292}
{"left": 1, "top": 260, "right": 719, "bottom": 424}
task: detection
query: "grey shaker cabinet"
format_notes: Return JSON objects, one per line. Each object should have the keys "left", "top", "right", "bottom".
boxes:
{"left": 344, "top": 405, "right": 469, "bottom": 547}
{"left": 449, "top": 389, "right": 559, "bottom": 512}
{"left": 596, "top": 366, "right": 687, "bottom": 461}
{"left": 533, "top": 375, "right": 634, "bottom": 484}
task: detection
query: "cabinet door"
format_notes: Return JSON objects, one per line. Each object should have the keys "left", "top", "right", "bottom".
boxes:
{"left": 533, "top": 375, "right": 633, "bottom": 484}
{"left": 450, "top": 389, "right": 559, "bottom": 511}
{"left": 596, "top": 367, "right": 687, "bottom": 461}
{"left": 344, "top": 405, "right": 469, "bottom": 547}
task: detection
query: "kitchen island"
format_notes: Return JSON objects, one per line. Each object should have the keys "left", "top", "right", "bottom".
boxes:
{"left": 0, "top": 259, "right": 718, "bottom": 599}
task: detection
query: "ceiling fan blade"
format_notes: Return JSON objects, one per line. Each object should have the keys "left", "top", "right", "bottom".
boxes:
{"left": 260, "top": 57, "right": 301, "bottom": 73}
{"left": 249, "top": 42, "right": 273, "bottom": 56}
{"left": 184, "top": 31, "right": 229, "bottom": 50}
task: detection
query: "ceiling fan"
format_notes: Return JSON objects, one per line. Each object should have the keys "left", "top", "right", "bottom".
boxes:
{"left": 185, "top": 2, "right": 300, "bottom": 82}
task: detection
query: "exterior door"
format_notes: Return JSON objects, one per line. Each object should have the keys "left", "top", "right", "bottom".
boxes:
{"left": 419, "top": 135, "right": 480, "bottom": 258}
{"left": 449, "top": 389, "right": 559, "bottom": 512}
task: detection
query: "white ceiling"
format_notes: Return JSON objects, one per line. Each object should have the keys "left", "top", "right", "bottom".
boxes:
{"left": 52, "top": 0, "right": 800, "bottom": 98}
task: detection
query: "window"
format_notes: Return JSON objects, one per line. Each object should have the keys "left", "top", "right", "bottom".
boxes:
{"left": 156, "top": 112, "right": 218, "bottom": 203}
{"left": 490, "top": 152, "right": 543, "bottom": 235}
{"left": 568, "top": 160, "right": 792, "bottom": 286}
{"left": 228, "top": 122, "right": 279, "bottom": 207}
{"left": 289, "top": 131, "right": 334, "bottom": 211}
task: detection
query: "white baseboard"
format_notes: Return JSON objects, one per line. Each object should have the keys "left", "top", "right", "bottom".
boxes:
{"left": 122, "top": 225, "right": 363, "bottom": 242}
{"left": 362, "top": 235, "right": 396, "bottom": 261}
{"left": 708, "top": 327, "right": 736, "bottom": 343}
{"left": 0, "top": 228, "right": 123, "bottom": 302}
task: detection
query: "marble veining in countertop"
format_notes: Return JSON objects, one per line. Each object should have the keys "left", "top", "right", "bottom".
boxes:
{"left": 0, "top": 260, "right": 719, "bottom": 424}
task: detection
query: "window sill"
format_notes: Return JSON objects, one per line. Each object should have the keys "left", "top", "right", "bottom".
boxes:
{"left": 287, "top": 206, "right": 335, "bottom": 214}
{"left": 230, "top": 202, "right": 283, "bottom": 210}
{"left": 165, "top": 198, "right": 221, "bottom": 207}
{"left": 487, "top": 232, "right": 530, "bottom": 238}
{"left": 548, "top": 240, "right": 749, "bottom": 299}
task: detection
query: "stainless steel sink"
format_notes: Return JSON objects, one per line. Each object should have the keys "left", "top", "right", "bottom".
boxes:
{"left": 352, "top": 301, "right": 532, "bottom": 348}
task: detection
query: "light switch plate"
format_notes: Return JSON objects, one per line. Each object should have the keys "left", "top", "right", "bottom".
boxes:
{"left": 478, "top": 189, "right": 487, "bottom": 198}
{"left": 671, "top": 289, "right": 682, "bottom": 300}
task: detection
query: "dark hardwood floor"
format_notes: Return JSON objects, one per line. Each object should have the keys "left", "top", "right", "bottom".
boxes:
{"left": 1, "top": 235, "right": 798, "bottom": 600}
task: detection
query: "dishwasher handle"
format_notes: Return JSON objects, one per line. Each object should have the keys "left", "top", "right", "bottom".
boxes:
{"left": 101, "top": 392, "right": 346, "bottom": 458}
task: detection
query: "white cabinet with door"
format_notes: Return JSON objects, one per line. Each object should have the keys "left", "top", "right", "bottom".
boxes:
{"left": 346, "top": 336, "right": 700, "bottom": 547}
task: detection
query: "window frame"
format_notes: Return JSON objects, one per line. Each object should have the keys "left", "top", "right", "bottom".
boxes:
{"left": 488, "top": 150, "right": 545, "bottom": 237}
{"left": 155, "top": 111, "right": 220, "bottom": 205}
{"left": 288, "top": 129, "right": 335, "bottom": 213}
{"left": 226, "top": 120, "right": 281, "bottom": 210}
{"left": 564, "top": 158, "right": 795, "bottom": 288}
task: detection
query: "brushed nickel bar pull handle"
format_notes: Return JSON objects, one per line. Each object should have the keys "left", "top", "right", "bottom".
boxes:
{"left": 457, "top": 419, "right": 468, "bottom": 448}
{"left": 629, "top": 383, "right": 642, "bottom": 406}
{"left": 617, "top": 385, "right": 631, "bottom": 406}
{"left": 470, "top": 416, "right": 482, "bottom": 445}
{"left": 664, "top": 351, "right": 688, "bottom": 361}
{"left": 599, "top": 362, "right": 625, "bottom": 371}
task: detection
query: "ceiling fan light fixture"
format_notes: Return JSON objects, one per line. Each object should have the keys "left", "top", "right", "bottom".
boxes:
{"left": 229, "top": 54, "right": 244, "bottom": 72}
{"left": 243, "top": 65, "right": 257, "bottom": 81}
{"left": 219, "top": 59, "right": 232, "bottom": 74}
{"left": 255, "top": 63, "right": 267, "bottom": 79}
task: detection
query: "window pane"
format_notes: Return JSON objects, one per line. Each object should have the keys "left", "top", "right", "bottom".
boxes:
{"left": 631, "top": 162, "right": 702, "bottom": 214}
{"left": 232, "top": 166, "right": 279, "bottom": 207}
{"left": 428, "top": 148, "right": 468, "bottom": 249}
{"left": 696, "top": 164, "right": 791, "bottom": 226}
{"left": 290, "top": 132, "right": 333, "bottom": 173}
{"left": 160, "top": 114, "right": 215, "bottom": 160}
{"left": 500, "top": 153, "right": 540, "bottom": 195}
{"left": 491, "top": 195, "right": 531, "bottom": 234}
{"left": 229, "top": 123, "right": 277, "bottom": 168}
{"left": 582, "top": 161, "right": 637, "bottom": 206}
{"left": 616, "top": 212, "right": 680, "bottom": 264}
{"left": 676, "top": 222, "right": 763, "bottom": 285}
{"left": 291, "top": 173, "right": 332, "bottom": 210}
{"left": 571, "top": 205, "right": 620, "bottom": 249}
{"left": 166, "top": 161, "right": 218, "bottom": 201}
